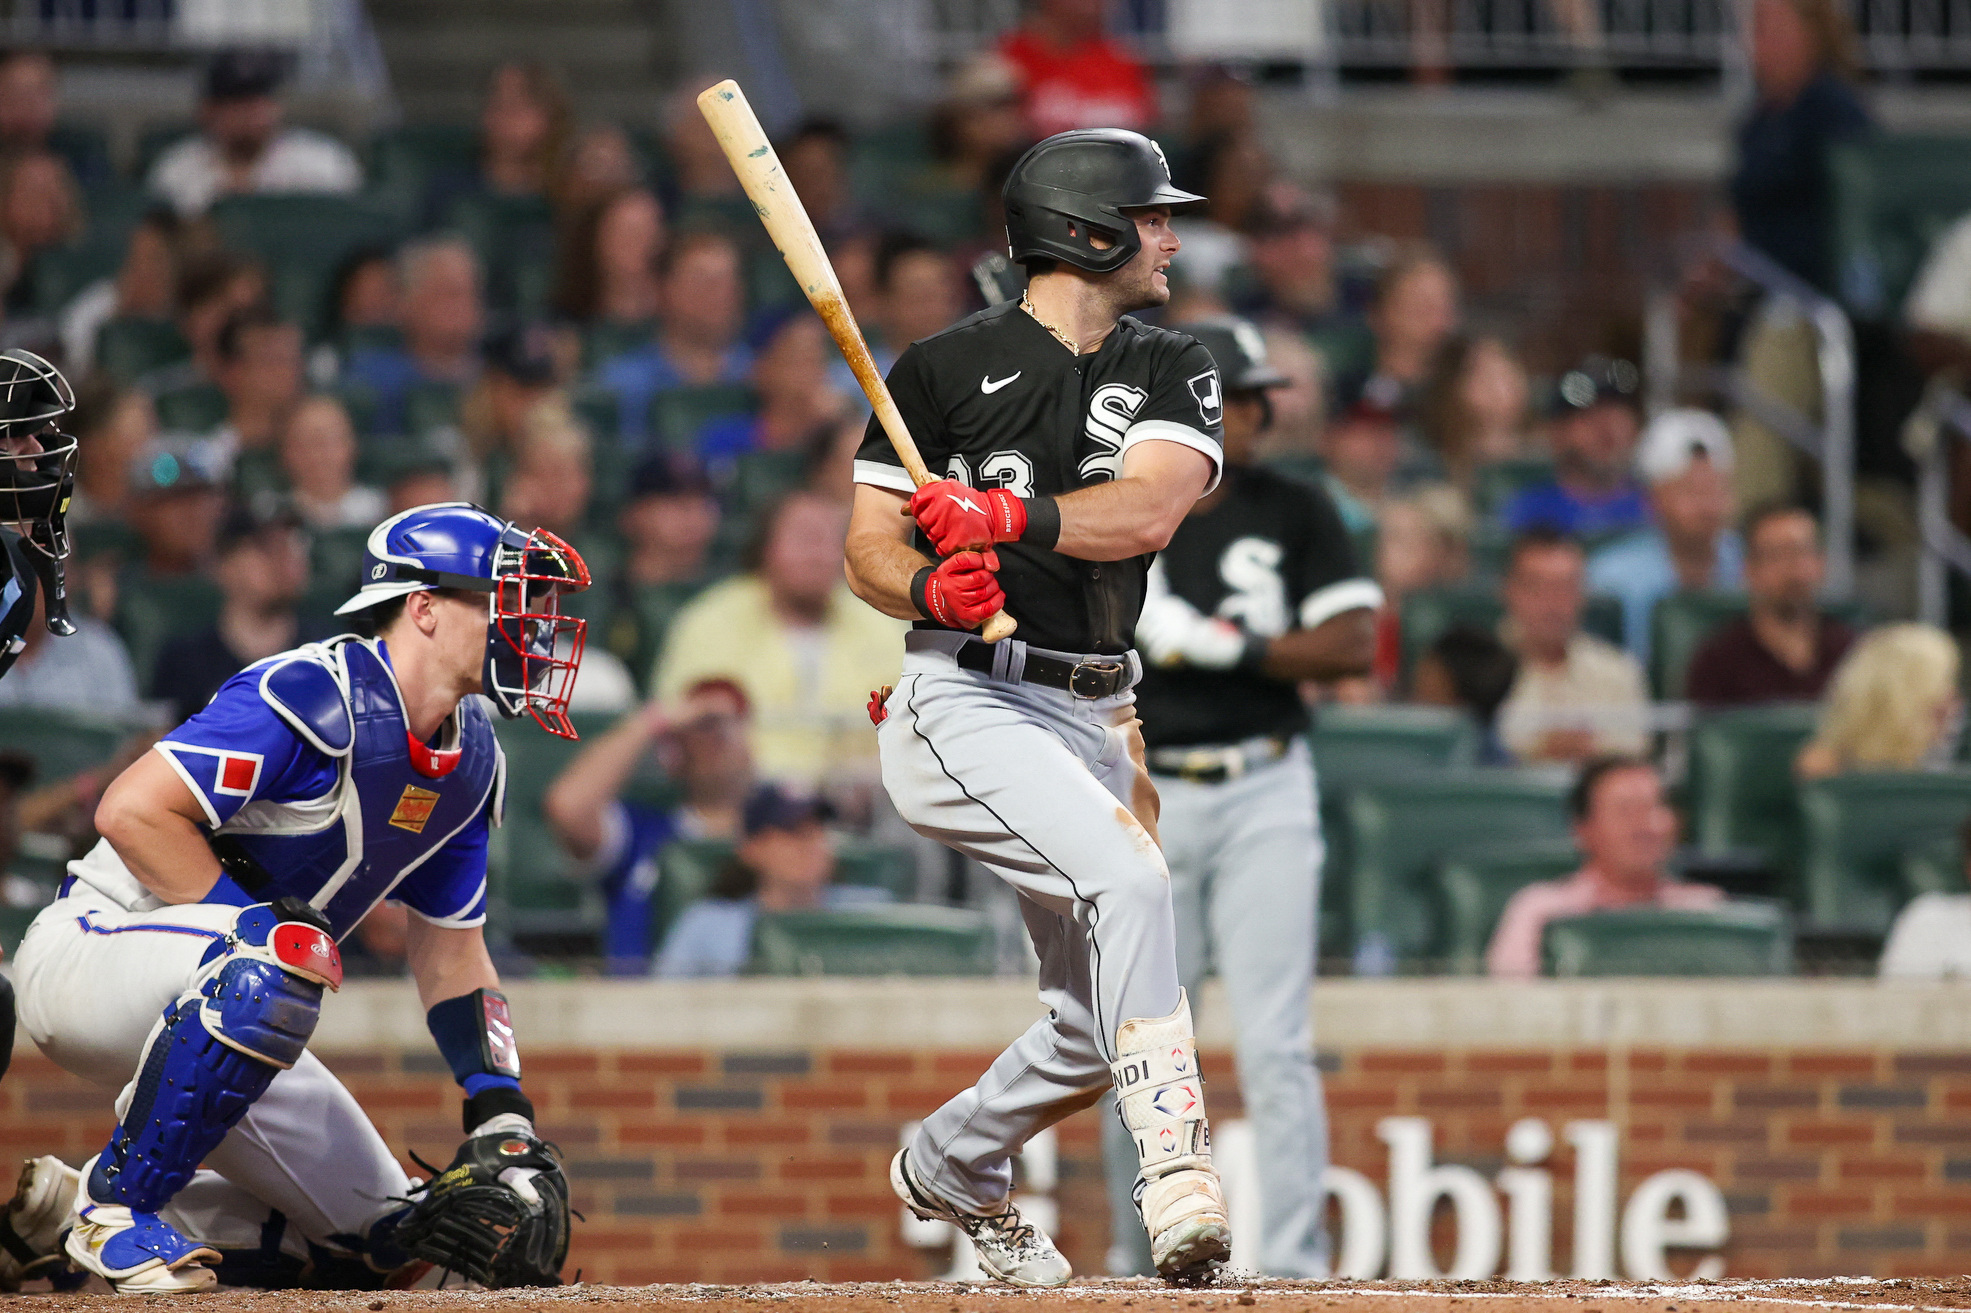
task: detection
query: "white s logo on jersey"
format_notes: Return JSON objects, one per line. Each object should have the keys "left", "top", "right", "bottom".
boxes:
{"left": 1216, "top": 537, "right": 1287, "bottom": 637}
{"left": 1082, "top": 383, "right": 1147, "bottom": 481}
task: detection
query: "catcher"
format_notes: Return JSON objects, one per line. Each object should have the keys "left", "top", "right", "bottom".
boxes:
{"left": 3, "top": 503, "right": 579, "bottom": 1292}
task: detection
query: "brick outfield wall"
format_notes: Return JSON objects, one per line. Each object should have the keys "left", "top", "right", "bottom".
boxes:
{"left": 8, "top": 1044, "right": 1971, "bottom": 1285}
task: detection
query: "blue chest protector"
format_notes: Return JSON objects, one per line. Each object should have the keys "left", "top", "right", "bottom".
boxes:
{"left": 216, "top": 638, "right": 503, "bottom": 941}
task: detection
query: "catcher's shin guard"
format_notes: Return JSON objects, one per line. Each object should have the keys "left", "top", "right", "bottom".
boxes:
{"left": 91, "top": 901, "right": 338, "bottom": 1213}
{"left": 1111, "top": 989, "right": 1231, "bottom": 1283}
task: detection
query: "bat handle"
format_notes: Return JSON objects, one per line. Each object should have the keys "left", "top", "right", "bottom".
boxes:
{"left": 980, "top": 610, "right": 1017, "bottom": 644}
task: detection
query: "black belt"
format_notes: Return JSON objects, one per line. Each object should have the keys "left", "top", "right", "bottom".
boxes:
{"left": 953, "top": 640, "right": 1131, "bottom": 699}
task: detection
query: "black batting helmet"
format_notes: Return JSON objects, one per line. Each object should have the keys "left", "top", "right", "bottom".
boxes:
{"left": 1174, "top": 318, "right": 1289, "bottom": 393}
{"left": 1003, "top": 128, "right": 1205, "bottom": 275}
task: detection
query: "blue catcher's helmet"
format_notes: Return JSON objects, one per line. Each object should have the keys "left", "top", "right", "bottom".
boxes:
{"left": 335, "top": 502, "right": 591, "bottom": 738}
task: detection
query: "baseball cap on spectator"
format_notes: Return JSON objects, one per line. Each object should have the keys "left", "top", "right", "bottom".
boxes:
{"left": 128, "top": 437, "right": 225, "bottom": 496}
{"left": 1246, "top": 185, "right": 1337, "bottom": 238}
{"left": 628, "top": 449, "right": 712, "bottom": 499}
{"left": 742, "top": 783, "right": 831, "bottom": 837}
{"left": 1635, "top": 407, "right": 1734, "bottom": 485}
{"left": 215, "top": 501, "right": 301, "bottom": 556}
{"left": 482, "top": 321, "right": 558, "bottom": 387}
{"left": 1547, "top": 355, "right": 1640, "bottom": 416}
{"left": 204, "top": 50, "right": 288, "bottom": 103}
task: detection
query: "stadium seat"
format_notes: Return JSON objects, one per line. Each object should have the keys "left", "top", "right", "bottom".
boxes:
{"left": 366, "top": 124, "right": 480, "bottom": 222}
{"left": 1650, "top": 591, "right": 1748, "bottom": 699}
{"left": 486, "top": 712, "right": 616, "bottom": 948}
{"left": 833, "top": 842, "right": 917, "bottom": 900}
{"left": 0, "top": 905, "right": 40, "bottom": 958}
{"left": 1473, "top": 456, "right": 1555, "bottom": 516}
{"left": 208, "top": 195, "right": 405, "bottom": 338}
{"left": 95, "top": 318, "right": 189, "bottom": 385}
{"left": 1308, "top": 703, "right": 1478, "bottom": 782}
{"left": 0, "top": 705, "right": 154, "bottom": 783}
{"left": 583, "top": 322, "right": 655, "bottom": 370}
{"left": 309, "top": 526, "right": 373, "bottom": 602}
{"left": 1899, "top": 830, "right": 1966, "bottom": 901}
{"left": 656, "top": 837, "right": 737, "bottom": 945}
{"left": 1798, "top": 770, "right": 1971, "bottom": 935}
{"left": 1340, "top": 769, "right": 1573, "bottom": 968}
{"left": 1260, "top": 452, "right": 1325, "bottom": 488}
{"left": 1828, "top": 135, "right": 1971, "bottom": 317}
{"left": 404, "top": 381, "right": 463, "bottom": 438}
{"left": 153, "top": 384, "right": 229, "bottom": 434}
{"left": 1542, "top": 901, "right": 1795, "bottom": 976}
{"left": 605, "top": 580, "right": 708, "bottom": 693}
{"left": 1399, "top": 587, "right": 1625, "bottom": 681}
{"left": 114, "top": 570, "right": 223, "bottom": 697}
{"left": 1685, "top": 704, "right": 1819, "bottom": 872}
{"left": 443, "top": 192, "right": 556, "bottom": 318}
{"left": 134, "top": 123, "right": 194, "bottom": 179}
{"left": 570, "top": 384, "right": 623, "bottom": 449}
{"left": 1435, "top": 840, "right": 1582, "bottom": 974}
{"left": 649, "top": 384, "right": 756, "bottom": 453}
{"left": 749, "top": 904, "right": 995, "bottom": 976}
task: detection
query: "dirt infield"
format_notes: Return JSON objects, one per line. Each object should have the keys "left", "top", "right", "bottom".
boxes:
{"left": 10, "top": 1279, "right": 1971, "bottom": 1313}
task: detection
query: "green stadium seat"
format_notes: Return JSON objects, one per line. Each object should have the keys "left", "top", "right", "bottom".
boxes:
{"left": 1650, "top": 591, "right": 1748, "bottom": 699}
{"left": 583, "top": 322, "right": 654, "bottom": 370}
{"left": 486, "top": 712, "right": 616, "bottom": 947}
{"left": 1308, "top": 704, "right": 1477, "bottom": 783}
{"left": 366, "top": 124, "right": 480, "bottom": 222}
{"left": 656, "top": 837, "right": 737, "bottom": 945}
{"left": 153, "top": 384, "right": 228, "bottom": 434}
{"left": 1259, "top": 452, "right": 1325, "bottom": 489}
{"left": 1798, "top": 770, "right": 1971, "bottom": 935}
{"left": 134, "top": 124, "right": 194, "bottom": 179}
{"left": 570, "top": 384, "right": 622, "bottom": 451}
{"left": 114, "top": 570, "right": 223, "bottom": 697}
{"left": 443, "top": 192, "right": 556, "bottom": 317}
{"left": 333, "top": 380, "right": 384, "bottom": 438}
{"left": 0, "top": 706, "right": 154, "bottom": 783}
{"left": 1542, "top": 901, "right": 1795, "bottom": 976}
{"left": 1435, "top": 840, "right": 1582, "bottom": 974}
{"left": 1340, "top": 770, "right": 1573, "bottom": 968}
{"left": 404, "top": 382, "right": 463, "bottom": 438}
{"left": 1685, "top": 704, "right": 1819, "bottom": 872}
{"left": 1399, "top": 587, "right": 1624, "bottom": 681}
{"left": 649, "top": 384, "right": 756, "bottom": 453}
{"left": 1899, "top": 830, "right": 1966, "bottom": 901}
{"left": 1474, "top": 457, "right": 1555, "bottom": 517}
{"left": 95, "top": 318, "right": 189, "bottom": 385}
{"left": 309, "top": 526, "right": 373, "bottom": 601}
{"left": 0, "top": 905, "right": 41, "bottom": 958}
{"left": 1828, "top": 135, "right": 1971, "bottom": 318}
{"left": 208, "top": 195, "right": 405, "bottom": 339}
{"left": 833, "top": 842, "right": 917, "bottom": 900}
{"left": 601, "top": 579, "right": 711, "bottom": 694}
{"left": 749, "top": 904, "right": 995, "bottom": 976}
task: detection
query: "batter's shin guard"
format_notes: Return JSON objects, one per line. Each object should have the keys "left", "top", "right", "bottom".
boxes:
{"left": 1111, "top": 989, "right": 1231, "bottom": 1282}
{"left": 90, "top": 904, "right": 336, "bottom": 1212}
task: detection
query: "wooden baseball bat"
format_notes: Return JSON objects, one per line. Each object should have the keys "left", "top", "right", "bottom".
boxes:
{"left": 696, "top": 79, "right": 1016, "bottom": 645}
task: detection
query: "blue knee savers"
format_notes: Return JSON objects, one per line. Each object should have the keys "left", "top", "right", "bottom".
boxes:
{"left": 90, "top": 903, "right": 334, "bottom": 1213}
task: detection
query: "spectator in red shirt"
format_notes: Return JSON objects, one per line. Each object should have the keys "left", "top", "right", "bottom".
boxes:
{"left": 1486, "top": 757, "right": 1724, "bottom": 977}
{"left": 1684, "top": 504, "right": 1855, "bottom": 706}
{"left": 999, "top": 0, "right": 1156, "bottom": 138}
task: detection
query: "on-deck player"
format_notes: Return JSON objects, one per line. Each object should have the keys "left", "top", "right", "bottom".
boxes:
{"left": 846, "top": 128, "right": 1232, "bottom": 1286}
{"left": 2, "top": 503, "right": 587, "bottom": 1293}
{"left": 1101, "top": 318, "right": 1381, "bottom": 1278}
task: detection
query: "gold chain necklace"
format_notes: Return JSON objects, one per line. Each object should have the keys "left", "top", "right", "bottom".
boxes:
{"left": 1020, "top": 293, "right": 1080, "bottom": 355}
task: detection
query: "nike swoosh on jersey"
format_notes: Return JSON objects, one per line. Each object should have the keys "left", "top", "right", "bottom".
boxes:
{"left": 980, "top": 372, "right": 1022, "bottom": 394}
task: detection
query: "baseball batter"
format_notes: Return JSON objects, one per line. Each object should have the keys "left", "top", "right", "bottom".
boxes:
{"left": 1101, "top": 318, "right": 1381, "bottom": 1278}
{"left": 846, "top": 128, "right": 1232, "bottom": 1286}
{"left": 2, "top": 503, "right": 583, "bottom": 1293}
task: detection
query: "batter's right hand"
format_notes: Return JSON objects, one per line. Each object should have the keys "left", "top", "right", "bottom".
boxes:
{"left": 906, "top": 479, "right": 1025, "bottom": 558}
{"left": 914, "top": 551, "right": 1005, "bottom": 630}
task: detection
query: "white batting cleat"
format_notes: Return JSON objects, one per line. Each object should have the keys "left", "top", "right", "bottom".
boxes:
{"left": 61, "top": 1156, "right": 218, "bottom": 1294}
{"left": 890, "top": 1148, "right": 1072, "bottom": 1288}
{"left": 1112, "top": 989, "right": 1232, "bottom": 1284}
{"left": 0, "top": 1156, "right": 80, "bottom": 1290}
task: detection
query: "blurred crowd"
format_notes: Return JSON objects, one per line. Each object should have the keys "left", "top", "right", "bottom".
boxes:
{"left": 4, "top": 0, "right": 1971, "bottom": 977}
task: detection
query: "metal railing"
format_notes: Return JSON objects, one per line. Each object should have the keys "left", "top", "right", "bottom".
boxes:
{"left": 1643, "top": 239, "right": 1857, "bottom": 600}
{"left": 911, "top": 0, "right": 1971, "bottom": 75}
{"left": 1911, "top": 383, "right": 1971, "bottom": 625}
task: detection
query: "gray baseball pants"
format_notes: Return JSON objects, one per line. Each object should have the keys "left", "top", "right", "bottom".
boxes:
{"left": 1101, "top": 740, "right": 1332, "bottom": 1277}
{"left": 879, "top": 631, "right": 1180, "bottom": 1213}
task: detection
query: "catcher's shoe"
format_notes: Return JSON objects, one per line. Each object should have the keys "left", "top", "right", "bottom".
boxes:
{"left": 890, "top": 1148, "right": 1071, "bottom": 1288}
{"left": 62, "top": 1156, "right": 218, "bottom": 1294}
{"left": 0, "top": 1156, "right": 79, "bottom": 1289}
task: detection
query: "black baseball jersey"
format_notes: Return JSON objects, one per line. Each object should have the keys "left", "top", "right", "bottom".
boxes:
{"left": 1134, "top": 464, "right": 1383, "bottom": 748}
{"left": 0, "top": 529, "right": 37, "bottom": 682}
{"left": 855, "top": 301, "right": 1225, "bottom": 654}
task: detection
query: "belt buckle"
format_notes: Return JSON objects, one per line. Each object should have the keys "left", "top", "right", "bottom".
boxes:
{"left": 1068, "top": 658, "right": 1123, "bottom": 699}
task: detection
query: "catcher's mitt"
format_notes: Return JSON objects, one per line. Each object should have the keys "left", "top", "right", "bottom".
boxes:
{"left": 394, "top": 1129, "right": 569, "bottom": 1287}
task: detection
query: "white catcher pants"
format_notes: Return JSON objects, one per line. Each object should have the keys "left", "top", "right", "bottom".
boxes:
{"left": 13, "top": 887, "right": 413, "bottom": 1258}
{"left": 879, "top": 637, "right": 1181, "bottom": 1214}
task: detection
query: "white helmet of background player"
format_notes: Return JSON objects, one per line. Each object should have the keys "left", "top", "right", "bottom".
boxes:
{"left": 0, "top": 349, "right": 78, "bottom": 636}
{"left": 335, "top": 502, "right": 592, "bottom": 738}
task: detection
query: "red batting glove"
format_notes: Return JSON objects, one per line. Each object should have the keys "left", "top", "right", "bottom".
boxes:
{"left": 905, "top": 479, "right": 1026, "bottom": 558}
{"left": 914, "top": 550, "right": 1005, "bottom": 630}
